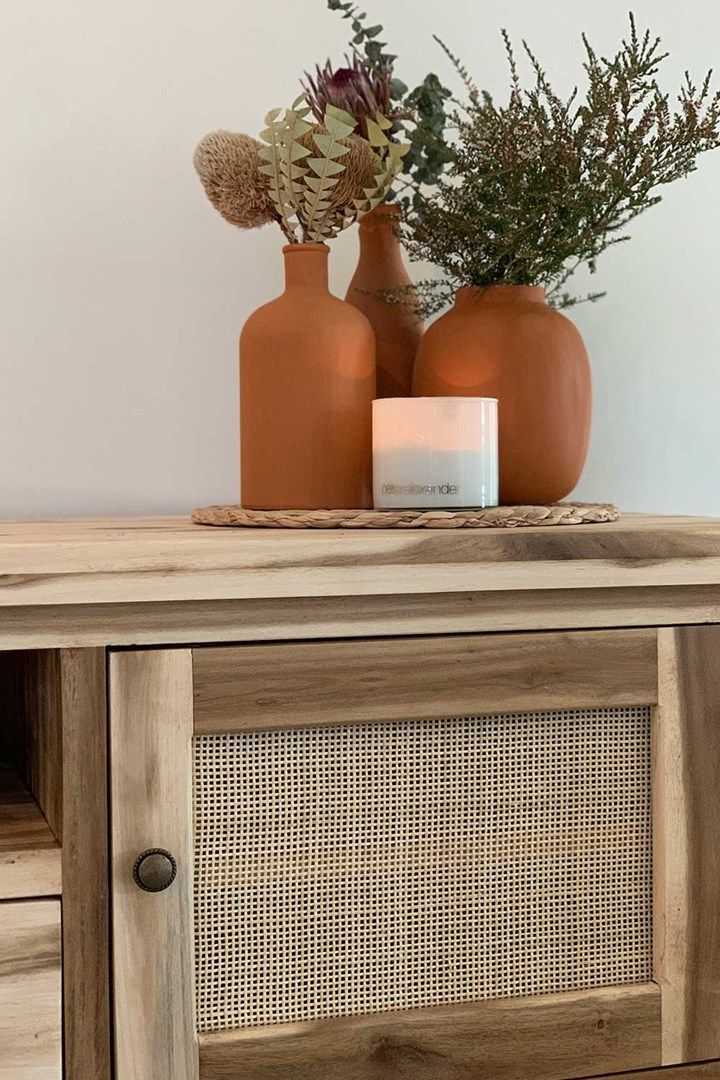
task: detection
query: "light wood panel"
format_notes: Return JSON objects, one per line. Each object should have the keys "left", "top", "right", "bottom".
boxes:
{"left": 193, "top": 627, "right": 658, "bottom": 733}
{"left": 654, "top": 627, "right": 689, "bottom": 1065}
{"left": 61, "top": 648, "right": 111, "bottom": 1080}
{"left": 2, "top": 514, "right": 720, "bottom": 608}
{"left": 199, "top": 984, "right": 660, "bottom": 1080}
{"left": 2, "top": 585, "right": 720, "bottom": 650}
{"left": 654, "top": 626, "right": 720, "bottom": 1064}
{"left": 111, "top": 648, "right": 199, "bottom": 1080}
{"left": 0, "top": 765, "right": 61, "bottom": 899}
{"left": 0, "top": 899, "right": 62, "bottom": 1079}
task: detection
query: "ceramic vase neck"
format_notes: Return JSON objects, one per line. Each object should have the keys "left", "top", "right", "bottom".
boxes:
{"left": 358, "top": 205, "right": 402, "bottom": 259}
{"left": 454, "top": 284, "right": 547, "bottom": 307}
{"left": 283, "top": 243, "right": 330, "bottom": 291}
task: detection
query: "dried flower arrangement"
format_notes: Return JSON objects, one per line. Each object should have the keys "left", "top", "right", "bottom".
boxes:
{"left": 193, "top": 1, "right": 445, "bottom": 243}
{"left": 393, "top": 16, "right": 720, "bottom": 315}
{"left": 305, "top": 2, "right": 453, "bottom": 208}
{"left": 258, "top": 98, "right": 407, "bottom": 242}
{"left": 194, "top": 96, "right": 406, "bottom": 243}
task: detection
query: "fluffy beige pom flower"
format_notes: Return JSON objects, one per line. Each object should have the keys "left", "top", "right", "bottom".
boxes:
{"left": 193, "top": 131, "right": 276, "bottom": 229}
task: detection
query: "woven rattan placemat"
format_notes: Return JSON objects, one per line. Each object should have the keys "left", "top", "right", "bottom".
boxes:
{"left": 191, "top": 503, "right": 619, "bottom": 529}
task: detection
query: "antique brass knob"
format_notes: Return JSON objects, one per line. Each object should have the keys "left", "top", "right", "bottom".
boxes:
{"left": 133, "top": 848, "right": 177, "bottom": 893}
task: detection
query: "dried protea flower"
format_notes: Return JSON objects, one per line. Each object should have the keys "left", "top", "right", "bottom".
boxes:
{"left": 303, "top": 54, "right": 391, "bottom": 136}
{"left": 299, "top": 125, "right": 377, "bottom": 210}
{"left": 193, "top": 131, "right": 276, "bottom": 229}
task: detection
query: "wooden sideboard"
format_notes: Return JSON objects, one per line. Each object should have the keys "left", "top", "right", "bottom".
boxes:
{"left": 2, "top": 514, "right": 720, "bottom": 1080}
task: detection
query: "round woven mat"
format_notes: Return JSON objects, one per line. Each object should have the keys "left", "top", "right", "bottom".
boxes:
{"left": 191, "top": 503, "right": 619, "bottom": 530}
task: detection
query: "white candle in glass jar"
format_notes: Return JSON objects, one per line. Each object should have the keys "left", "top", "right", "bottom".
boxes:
{"left": 373, "top": 397, "right": 498, "bottom": 509}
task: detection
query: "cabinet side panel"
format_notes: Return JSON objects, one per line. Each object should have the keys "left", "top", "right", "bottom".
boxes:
{"left": 61, "top": 647, "right": 111, "bottom": 1080}
{"left": 110, "top": 648, "right": 198, "bottom": 1080}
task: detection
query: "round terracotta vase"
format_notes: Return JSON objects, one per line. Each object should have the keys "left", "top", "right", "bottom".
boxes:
{"left": 346, "top": 204, "right": 422, "bottom": 398}
{"left": 240, "top": 244, "right": 376, "bottom": 510}
{"left": 413, "top": 285, "right": 591, "bottom": 504}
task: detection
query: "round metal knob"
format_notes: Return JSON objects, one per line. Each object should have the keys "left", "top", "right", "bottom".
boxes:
{"left": 133, "top": 848, "right": 177, "bottom": 893}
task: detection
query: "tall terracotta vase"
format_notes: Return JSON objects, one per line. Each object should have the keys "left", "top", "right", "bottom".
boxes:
{"left": 346, "top": 204, "right": 422, "bottom": 398}
{"left": 413, "top": 286, "right": 591, "bottom": 504}
{"left": 240, "top": 244, "right": 376, "bottom": 510}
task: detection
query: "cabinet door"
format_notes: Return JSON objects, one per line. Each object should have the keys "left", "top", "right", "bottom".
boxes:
{"left": 109, "top": 628, "right": 720, "bottom": 1080}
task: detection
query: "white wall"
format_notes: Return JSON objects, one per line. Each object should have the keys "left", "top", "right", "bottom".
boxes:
{"left": 1, "top": 0, "right": 719, "bottom": 518}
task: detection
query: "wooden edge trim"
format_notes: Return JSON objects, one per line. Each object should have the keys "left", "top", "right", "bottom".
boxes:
{"left": 61, "top": 648, "right": 112, "bottom": 1080}
{"left": 199, "top": 983, "right": 661, "bottom": 1080}
{"left": 654, "top": 626, "right": 720, "bottom": 1066}
{"left": 1, "top": 587, "right": 720, "bottom": 651}
{"left": 589, "top": 1059, "right": 720, "bottom": 1078}
{"left": 193, "top": 628, "right": 659, "bottom": 734}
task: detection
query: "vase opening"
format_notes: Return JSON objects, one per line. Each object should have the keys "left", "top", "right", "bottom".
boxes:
{"left": 282, "top": 243, "right": 329, "bottom": 290}
{"left": 454, "top": 284, "right": 546, "bottom": 307}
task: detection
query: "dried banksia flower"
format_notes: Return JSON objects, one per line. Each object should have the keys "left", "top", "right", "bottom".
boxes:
{"left": 193, "top": 131, "right": 276, "bottom": 229}
{"left": 299, "top": 126, "right": 377, "bottom": 210}
{"left": 333, "top": 134, "right": 378, "bottom": 208}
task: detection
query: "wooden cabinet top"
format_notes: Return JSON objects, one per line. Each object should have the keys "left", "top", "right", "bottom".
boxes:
{"left": 2, "top": 513, "right": 720, "bottom": 608}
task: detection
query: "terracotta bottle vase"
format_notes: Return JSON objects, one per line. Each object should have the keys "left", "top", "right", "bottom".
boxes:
{"left": 345, "top": 204, "right": 422, "bottom": 398}
{"left": 240, "top": 243, "right": 376, "bottom": 510}
{"left": 413, "top": 285, "right": 591, "bottom": 504}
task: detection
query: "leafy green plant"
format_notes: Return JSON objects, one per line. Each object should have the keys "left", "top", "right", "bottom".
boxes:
{"left": 398, "top": 16, "right": 720, "bottom": 314}
{"left": 306, "top": 2, "right": 453, "bottom": 207}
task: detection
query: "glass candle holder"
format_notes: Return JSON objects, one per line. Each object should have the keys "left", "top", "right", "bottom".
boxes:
{"left": 373, "top": 397, "right": 498, "bottom": 509}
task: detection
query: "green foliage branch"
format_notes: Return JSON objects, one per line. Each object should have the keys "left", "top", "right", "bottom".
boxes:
{"left": 397, "top": 16, "right": 720, "bottom": 315}
{"left": 322, "top": 1, "right": 453, "bottom": 207}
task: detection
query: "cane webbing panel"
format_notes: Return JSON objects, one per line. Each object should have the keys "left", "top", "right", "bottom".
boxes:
{"left": 193, "top": 707, "right": 652, "bottom": 1032}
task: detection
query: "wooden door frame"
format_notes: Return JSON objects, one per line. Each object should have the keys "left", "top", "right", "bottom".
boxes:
{"left": 0, "top": 647, "right": 111, "bottom": 1080}
{"left": 110, "top": 648, "right": 198, "bottom": 1080}
{"left": 109, "top": 626, "right": 720, "bottom": 1079}
{"left": 654, "top": 625, "right": 720, "bottom": 1064}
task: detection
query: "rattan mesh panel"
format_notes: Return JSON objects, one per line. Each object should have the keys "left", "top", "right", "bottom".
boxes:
{"left": 193, "top": 707, "right": 652, "bottom": 1032}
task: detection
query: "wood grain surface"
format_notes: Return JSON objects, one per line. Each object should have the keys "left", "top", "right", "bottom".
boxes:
{"left": 60, "top": 648, "right": 111, "bottom": 1080}
{"left": 0, "top": 648, "right": 112, "bottom": 1079}
{"left": 199, "top": 984, "right": 661, "bottom": 1080}
{"left": 110, "top": 648, "right": 199, "bottom": 1080}
{"left": 0, "top": 765, "right": 61, "bottom": 899}
{"left": 590, "top": 1062, "right": 720, "bottom": 1078}
{"left": 0, "top": 899, "right": 62, "bottom": 1079}
{"left": 655, "top": 626, "right": 720, "bottom": 1065}
{"left": 0, "top": 584, "right": 719, "bottom": 651}
{"left": 193, "top": 627, "right": 658, "bottom": 733}
{"left": 1, "top": 514, "right": 720, "bottom": 608}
